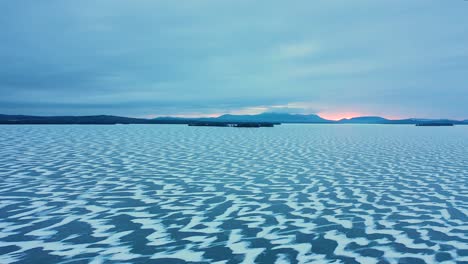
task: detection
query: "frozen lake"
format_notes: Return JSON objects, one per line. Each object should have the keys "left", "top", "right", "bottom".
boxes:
{"left": 0, "top": 124, "right": 467, "bottom": 263}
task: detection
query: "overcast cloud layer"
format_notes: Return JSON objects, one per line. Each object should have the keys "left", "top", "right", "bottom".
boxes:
{"left": 1, "top": 0, "right": 467, "bottom": 119}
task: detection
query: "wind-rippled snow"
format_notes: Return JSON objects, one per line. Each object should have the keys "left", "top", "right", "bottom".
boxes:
{"left": 0, "top": 124, "right": 467, "bottom": 263}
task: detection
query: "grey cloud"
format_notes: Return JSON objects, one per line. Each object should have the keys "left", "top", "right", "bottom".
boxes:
{"left": 0, "top": 0, "right": 467, "bottom": 118}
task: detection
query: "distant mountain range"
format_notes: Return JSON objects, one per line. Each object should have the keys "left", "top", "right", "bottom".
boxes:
{"left": 203, "top": 112, "right": 333, "bottom": 123}
{"left": 1, "top": 113, "right": 467, "bottom": 125}
{"left": 157, "top": 113, "right": 467, "bottom": 125}
{"left": 336, "top": 116, "right": 467, "bottom": 125}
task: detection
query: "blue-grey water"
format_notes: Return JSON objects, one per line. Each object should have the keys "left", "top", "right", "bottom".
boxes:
{"left": 0, "top": 124, "right": 467, "bottom": 264}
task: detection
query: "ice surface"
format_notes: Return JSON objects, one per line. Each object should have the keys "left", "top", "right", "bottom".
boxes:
{"left": 0, "top": 124, "right": 467, "bottom": 263}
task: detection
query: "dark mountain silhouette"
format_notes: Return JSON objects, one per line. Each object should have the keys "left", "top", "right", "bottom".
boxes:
{"left": 205, "top": 112, "right": 333, "bottom": 123}
{"left": 338, "top": 116, "right": 390, "bottom": 124}
{"left": 336, "top": 116, "right": 465, "bottom": 125}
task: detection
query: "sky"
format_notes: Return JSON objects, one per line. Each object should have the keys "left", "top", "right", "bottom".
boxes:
{"left": 0, "top": 0, "right": 467, "bottom": 120}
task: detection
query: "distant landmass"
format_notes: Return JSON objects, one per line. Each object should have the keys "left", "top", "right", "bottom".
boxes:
{"left": 1, "top": 113, "right": 467, "bottom": 125}
{"left": 200, "top": 112, "right": 333, "bottom": 123}
{"left": 154, "top": 113, "right": 468, "bottom": 125}
{"left": 0, "top": 114, "right": 188, "bottom": 125}
{"left": 339, "top": 116, "right": 390, "bottom": 124}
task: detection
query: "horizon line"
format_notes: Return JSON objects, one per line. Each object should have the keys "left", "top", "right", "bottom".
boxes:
{"left": 2, "top": 112, "right": 466, "bottom": 122}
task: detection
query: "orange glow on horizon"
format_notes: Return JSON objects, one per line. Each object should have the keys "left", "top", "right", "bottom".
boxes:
{"left": 319, "top": 111, "right": 404, "bottom": 120}
{"left": 143, "top": 110, "right": 406, "bottom": 121}
{"left": 318, "top": 112, "right": 366, "bottom": 121}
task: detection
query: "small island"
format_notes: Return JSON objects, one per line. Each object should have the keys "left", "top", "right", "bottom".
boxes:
{"left": 416, "top": 122, "right": 454, "bottom": 127}
{"left": 188, "top": 122, "right": 277, "bottom": 128}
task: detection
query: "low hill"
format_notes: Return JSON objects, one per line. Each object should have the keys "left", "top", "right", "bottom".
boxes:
{"left": 338, "top": 116, "right": 390, "bottom": 124}
{"left": 0, "top": 114, "right": 188, "bottom": 124}
{"left": 206, "top": 112, "right": 333, "bottom": 123}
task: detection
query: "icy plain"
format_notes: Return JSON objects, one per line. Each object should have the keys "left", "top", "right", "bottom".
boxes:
{"left": 0, "top": 124, "right": 467, "bottom": 263}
